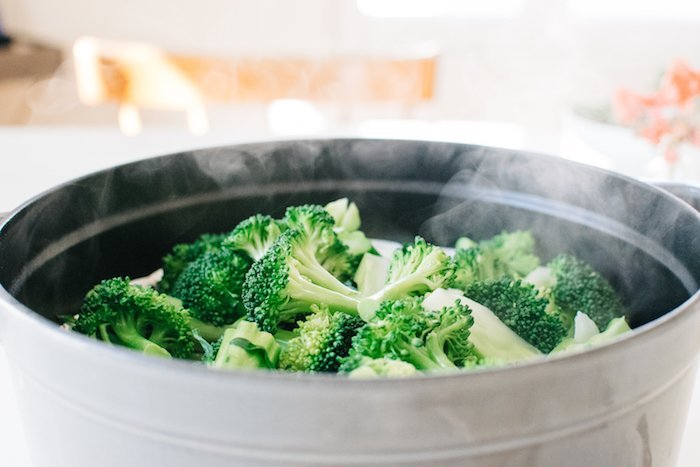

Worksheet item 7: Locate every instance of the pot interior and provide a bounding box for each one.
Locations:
[1,139,699,329]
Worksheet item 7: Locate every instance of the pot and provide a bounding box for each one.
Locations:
[0,139,699,467]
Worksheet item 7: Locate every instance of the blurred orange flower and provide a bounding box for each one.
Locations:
[614,60,700,164]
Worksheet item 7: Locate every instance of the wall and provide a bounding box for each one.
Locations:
[0,0,698,133]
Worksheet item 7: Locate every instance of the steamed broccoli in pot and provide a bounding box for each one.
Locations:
[73,277,196,359]
[340,296,477,373]
[450,230,540,289]
[524,254,625,331]
[279,305,364,373]
[66,198,631,377]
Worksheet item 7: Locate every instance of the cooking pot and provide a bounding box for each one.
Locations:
[0,139,699,467]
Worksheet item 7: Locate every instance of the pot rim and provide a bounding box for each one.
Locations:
[1,137,699,386]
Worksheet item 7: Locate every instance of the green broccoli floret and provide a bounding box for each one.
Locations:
[243,229,361,333]
[529,254,625,331]
[223,214,285,262]
[279,305,364,372]
[423,288,541,363]
[325,198,375,261]
[317,237,356,283]
[158,233,227,294]
[284,204,357,281]
[451,231,540,289]
[196,330,223,364]
[552,316,631,354]
[427,300,478,367]
[325,198,361,233]
[347,357,418,378]
[171,248,251,329]
[342,296,474,372]
[354,253,391,295]
[283,204,336,241]
[212,320,281,370]
[73,277,196,359]
[358,237,454,319]
[464,278,566,353]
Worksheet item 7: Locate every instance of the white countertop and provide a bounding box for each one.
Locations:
[0,126,698,466]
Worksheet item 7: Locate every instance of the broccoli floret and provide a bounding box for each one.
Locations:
[354,253,391,295]
[212,320,281,370]
[552,316,631,354]
[427,300,479,367]
[325,198,361,233]
[279,306,364,372]
[158,233,227,294]
[347,357,418,378]
[325,198,375,261]
[283,204,336,241]
[342,296,473,372]
[196,330,223,364]
[223,214,285,262]
[243,229,361,333]
[464,278,566,353]
[451,231,540,289]
[534,254,625,331]
[171,248,251,327]
[423,288,541,363]
[73,277,196,359]
[284,204,357,281]
[358,237,454,319]
[317,237,356,283]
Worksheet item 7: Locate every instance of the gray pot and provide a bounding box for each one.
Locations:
[1,139,699,467]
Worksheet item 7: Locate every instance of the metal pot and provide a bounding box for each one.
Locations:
[0,139,699,467]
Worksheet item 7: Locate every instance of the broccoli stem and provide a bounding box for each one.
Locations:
[400,344,442,371]
[98,324,112,343]
[188,317,227,341]
[112,320,171,358]
[288,271,360,314]
[425,333,458,369]
[293,246,360,296]
[359,273,437,320]
[274,328,296,346]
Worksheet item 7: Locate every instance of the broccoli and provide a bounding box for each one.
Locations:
[341,296,474,372]
[525,254,625,331]
[279,305,364,372]
[426,301,478,368]
[284,204,357,281]
[212,320,281,370]
[451,231,540,289]
[243,229,362,333]
[223,214,285,262]
[358,237,454,320]
[158,233,227,294]
[347,357,418,378]
[552,315,631,354]
[325,198,361,233]
[171,248,251,328]
[317,237,356,283]
[282,204,336,242]
[196,330,222,364]
[463,278,566,353]
[73,277,196,359]
[423,288,541,362]
[354,253,391,295]
[325,198,375,260]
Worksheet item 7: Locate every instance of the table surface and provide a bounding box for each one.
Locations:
[0,126,697,466]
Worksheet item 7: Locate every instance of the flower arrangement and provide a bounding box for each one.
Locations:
[614,60,700,168]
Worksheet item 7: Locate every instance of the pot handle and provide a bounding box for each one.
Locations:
[648,181,700,212]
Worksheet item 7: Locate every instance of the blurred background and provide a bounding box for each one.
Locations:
[1,0,700,192]
[0,0,699,465]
